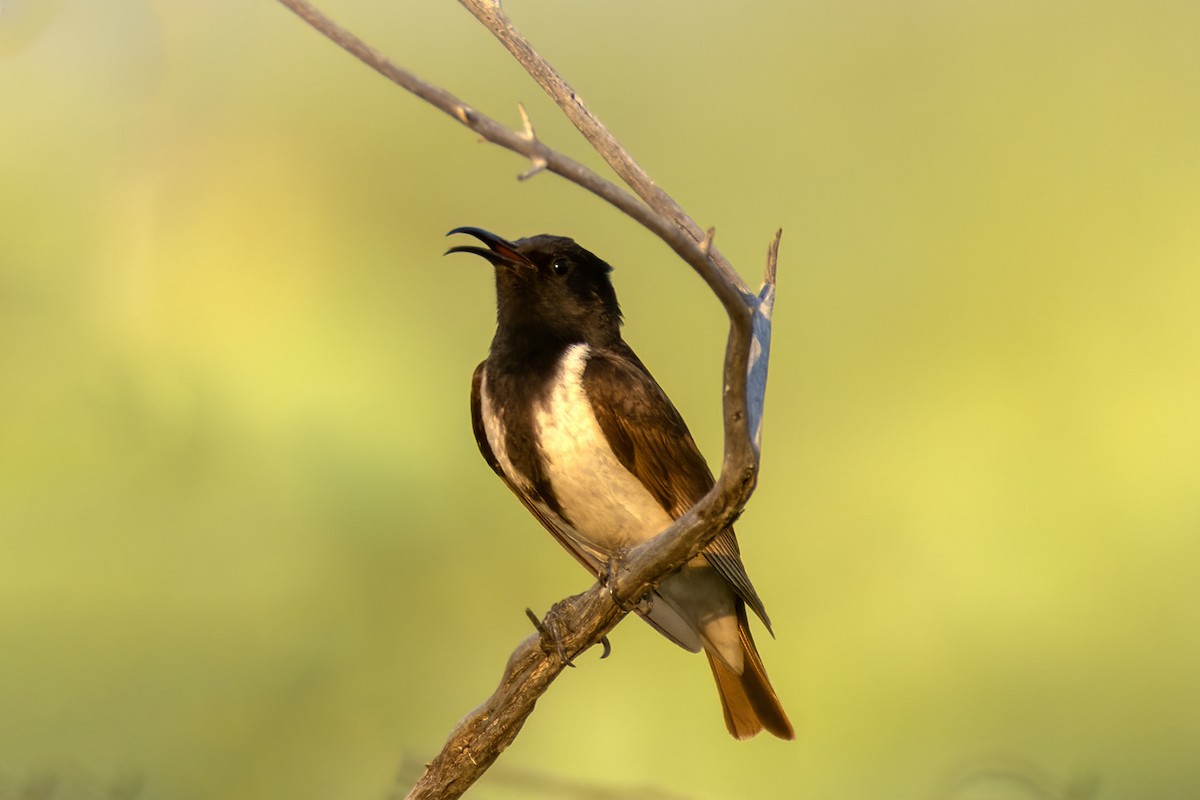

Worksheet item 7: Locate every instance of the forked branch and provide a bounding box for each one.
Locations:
[457,0,748,294]
[274,2,779,798]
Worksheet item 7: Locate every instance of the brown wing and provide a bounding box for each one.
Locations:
[471,360,703,652]
[581,350,771,629]
[705,529,772,634]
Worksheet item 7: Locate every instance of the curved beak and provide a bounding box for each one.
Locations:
[445,227,533,269]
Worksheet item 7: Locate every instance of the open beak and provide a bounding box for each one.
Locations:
[445,227,533,269]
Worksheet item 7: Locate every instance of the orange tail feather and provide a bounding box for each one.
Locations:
[705,607,794,740]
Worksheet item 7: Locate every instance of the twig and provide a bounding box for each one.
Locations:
[273,2,780,798]
[457,0,749,295]
[274,0,740,316]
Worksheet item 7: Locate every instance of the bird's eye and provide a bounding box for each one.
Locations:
[552,258,572,277]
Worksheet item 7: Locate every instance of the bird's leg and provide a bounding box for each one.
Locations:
[601,549,653,617]
[526,602,612,662]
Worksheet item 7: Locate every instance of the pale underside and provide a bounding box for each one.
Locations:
[480,344,744,673]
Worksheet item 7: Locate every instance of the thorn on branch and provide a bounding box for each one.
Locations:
[514,103,547,180]
[699,227,716,257]
[516,102,536,141]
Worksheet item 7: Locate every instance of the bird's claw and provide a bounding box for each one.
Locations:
[525,608,613,663]
[601,553,650,615]
[525,607,574,667]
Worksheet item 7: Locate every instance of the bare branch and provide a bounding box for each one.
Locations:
[458,0,750,295]
[273,2,782,798]
[275,0,743,318]
[275,1,631,219]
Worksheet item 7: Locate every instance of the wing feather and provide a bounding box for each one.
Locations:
[581,350,772,629]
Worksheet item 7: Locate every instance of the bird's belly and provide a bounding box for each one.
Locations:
[534,344,673,552]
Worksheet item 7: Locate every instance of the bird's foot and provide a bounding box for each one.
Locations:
[601,551,652,616]
[525,607,574,667]
[526,602,612,663]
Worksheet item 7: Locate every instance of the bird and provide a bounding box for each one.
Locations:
[447,226,793,740]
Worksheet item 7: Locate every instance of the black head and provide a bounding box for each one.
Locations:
[447,226,623,349]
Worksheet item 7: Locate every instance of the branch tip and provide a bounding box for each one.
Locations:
[763,228,781,294]
[518,156,548,181]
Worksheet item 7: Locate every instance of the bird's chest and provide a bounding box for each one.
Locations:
[482,344,672,550]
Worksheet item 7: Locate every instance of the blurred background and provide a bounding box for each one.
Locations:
[2,0,1198,798]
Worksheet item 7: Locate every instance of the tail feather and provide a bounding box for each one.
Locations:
[705,605,794,740]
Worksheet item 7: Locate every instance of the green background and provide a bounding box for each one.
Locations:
[3,1,1198,798]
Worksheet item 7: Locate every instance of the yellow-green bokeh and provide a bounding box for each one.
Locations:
[3,1,1198,798]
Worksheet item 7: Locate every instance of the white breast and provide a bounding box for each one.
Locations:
[480,346,710,657]
[533,344,674,552]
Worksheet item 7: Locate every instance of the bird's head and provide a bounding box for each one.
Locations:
[447,226,623,348]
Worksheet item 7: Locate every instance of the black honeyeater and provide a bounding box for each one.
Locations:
[448,226,792,740]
